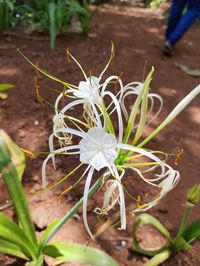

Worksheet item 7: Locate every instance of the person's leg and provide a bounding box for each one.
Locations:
[166,7,200,45]
[166,0,188,39]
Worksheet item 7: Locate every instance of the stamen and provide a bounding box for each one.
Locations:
[20,148,37,159]
[174,148,184,165]
[66,48,71,63]
[83,105,96,128]
[58,186,73,203]
[34,70,44,106]
[136,195,146,209]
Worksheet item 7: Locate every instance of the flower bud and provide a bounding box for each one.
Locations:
[186,184,200,205]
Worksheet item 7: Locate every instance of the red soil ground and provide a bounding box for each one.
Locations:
[0,3,200,266]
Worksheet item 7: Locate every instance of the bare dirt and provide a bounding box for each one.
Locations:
[0,3,200,266]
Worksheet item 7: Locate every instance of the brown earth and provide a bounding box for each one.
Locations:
[0,3,200,266]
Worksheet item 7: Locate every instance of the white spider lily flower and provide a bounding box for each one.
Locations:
[45,81,182,238]
[43,120,173,238]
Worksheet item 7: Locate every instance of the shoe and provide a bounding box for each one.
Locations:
[163,41,174,57]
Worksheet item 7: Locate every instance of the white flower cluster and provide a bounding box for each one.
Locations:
[34,45,200,239]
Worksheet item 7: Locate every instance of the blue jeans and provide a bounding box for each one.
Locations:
[166,0,200,45]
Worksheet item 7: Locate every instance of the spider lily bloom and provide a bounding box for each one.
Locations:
[43,125,170,239]
[43,87,178,239]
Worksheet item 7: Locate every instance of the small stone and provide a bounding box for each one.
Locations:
[34,120,39,126]
[5,36,12,42]
[141,256,149,263]
[18,130,26,138]
[114,241,127,250]
[31,206,49,230]
[33,175,40,182]
[30,183,41,194]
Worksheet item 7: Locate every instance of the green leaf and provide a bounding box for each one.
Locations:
[186,184,200,205]
[43,242,119,266]
[171,235,191,252]
[132,213,171,256]
[142,249,172,266]
[0,133,37,249]
[0,84,13,92]
[183,218,200,243]
[0,130,25,180]
[48,2,57,49]
[0,213,37,259]
[0,238,29,260]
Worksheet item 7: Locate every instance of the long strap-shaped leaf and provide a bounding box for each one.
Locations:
[0,133,37,249]
[0,130,25,180]
[0,213,37,260]
[132,213,171,256]
[183,218,200,243]
[0,238,29,260]
[43,242,118,266]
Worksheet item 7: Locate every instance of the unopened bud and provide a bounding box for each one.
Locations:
[186,184,200,205]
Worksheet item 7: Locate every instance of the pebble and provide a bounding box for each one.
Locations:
[34,120,39,126]
[31,206,49,230]
[114,240,127,250]
[33,175,40,182]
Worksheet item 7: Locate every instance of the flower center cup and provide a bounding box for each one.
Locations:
[79,127,118,171]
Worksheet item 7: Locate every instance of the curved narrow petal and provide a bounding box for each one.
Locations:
[82,166,95,239]
[42,145,80,188]
[91,103,103,128]
[54,127,85,139]
[102,91,123,143]
[117,143,165,175]
[112,166,126,230]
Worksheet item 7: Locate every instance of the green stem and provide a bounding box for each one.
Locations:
[177,201,194,237]
[39,175,104,250]
[143,249,172,266]
[0,137,37,249]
